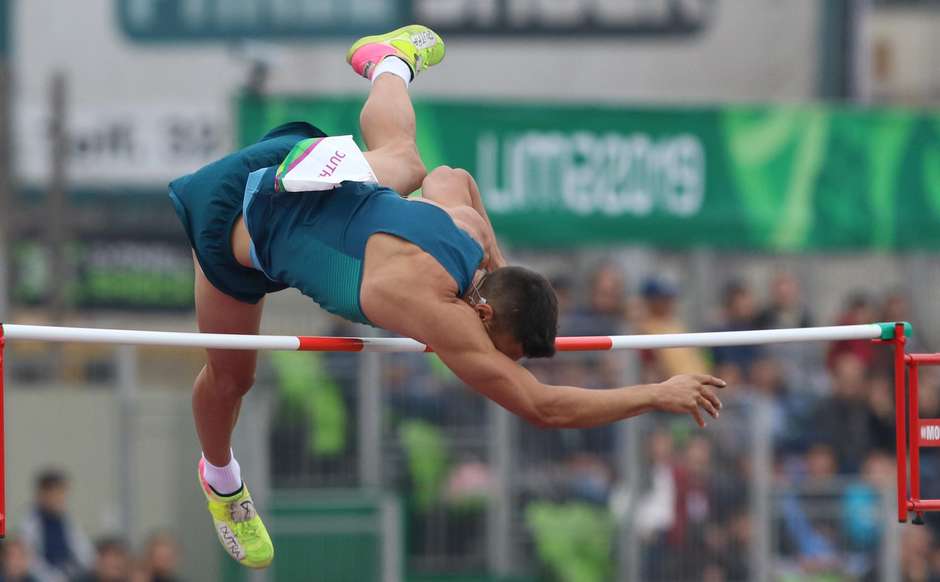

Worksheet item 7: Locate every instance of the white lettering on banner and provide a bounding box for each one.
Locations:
[126,0,391,30]
[477,131,705,217]
[414,0,713,29]
[16,105,231,187]
[922,425,940,442]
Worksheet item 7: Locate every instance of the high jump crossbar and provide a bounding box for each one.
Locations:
[0,321,934,537]
[0,322,909,352]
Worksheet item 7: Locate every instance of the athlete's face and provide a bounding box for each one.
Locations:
[466,276,524,361]
[487,327,525,362]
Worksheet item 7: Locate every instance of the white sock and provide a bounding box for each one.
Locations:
[371,56,412,86]
[202,451,242,496]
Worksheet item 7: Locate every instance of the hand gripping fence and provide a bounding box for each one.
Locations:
[0,321,932,536]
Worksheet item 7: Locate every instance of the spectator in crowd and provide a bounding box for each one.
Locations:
[778,444,843,576]
[713,355,811,460]
[19,469,93,582]
[866,374,896,453]
[73,538,130,582]
[712,280,763,374]
[811,353,873,473]
[565,262,627,336]
[828,292,878,371]
[843,451,894,553]
[755,272,823,391]
[755,271,813,330]
[873,289,921,375]
[0,538,39,582]
[899,525,940,582]
[636,428,678,581]
[636,277,709,381]
[134,532,182,582]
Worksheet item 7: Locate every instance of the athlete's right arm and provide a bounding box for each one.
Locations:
[416,300,726,429]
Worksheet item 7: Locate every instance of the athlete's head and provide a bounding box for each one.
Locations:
[467,266,558,360]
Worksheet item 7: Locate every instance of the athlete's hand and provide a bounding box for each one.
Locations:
[652,374,727,427]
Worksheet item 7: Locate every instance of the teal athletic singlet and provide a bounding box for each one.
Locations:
[169,122,485,325]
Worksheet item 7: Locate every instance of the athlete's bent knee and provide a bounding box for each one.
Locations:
[423,165,460,189]
[206,366,255,399]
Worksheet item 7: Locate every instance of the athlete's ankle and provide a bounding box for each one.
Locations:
[202,450,243,496]
[372,56,412,86]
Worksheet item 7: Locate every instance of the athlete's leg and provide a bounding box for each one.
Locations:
[192,257,264,468]
[348,25,446,196]
[422,166,500,232]
[422,166,508,269]
[360,75,426,196]
[191,258,274,569]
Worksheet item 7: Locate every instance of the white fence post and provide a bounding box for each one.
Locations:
[115,345,139,543]
[358,344,382,489]
[487,402,515,575]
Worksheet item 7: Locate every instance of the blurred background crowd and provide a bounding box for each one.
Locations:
[1,470,182,582]
[0,0,938,580]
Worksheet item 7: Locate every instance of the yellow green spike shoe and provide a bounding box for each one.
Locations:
[198,458,274,569]
[347,24,446,80]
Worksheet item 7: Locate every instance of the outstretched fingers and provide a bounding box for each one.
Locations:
[690,406,706,428]
[696,394,720,419]
[695,374,728,388]
[693,375,726,426]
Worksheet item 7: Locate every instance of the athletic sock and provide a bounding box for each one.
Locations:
[202,451,243,496]
[371,56,412,86]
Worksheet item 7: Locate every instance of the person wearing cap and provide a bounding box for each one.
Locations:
[637,277,710,380]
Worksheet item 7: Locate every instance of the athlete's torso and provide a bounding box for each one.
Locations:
[240,167,485,325]
[232,199,486,318]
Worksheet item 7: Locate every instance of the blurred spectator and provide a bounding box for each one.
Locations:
[755,272,813,330]
[73,538,130,582]
[670,438,714,548]
[19,470,92,582]
[563,453,613,505]
[135,532,182,582]
[842,452,894,552]
[755,272,822,391]
[636,277,709,381]
[873,289,921,375]
[827,292,878,371]
[565,262,627,336]
[899,525,940,582]
[0,538,39,582]
[720,356,813,457]
[711,281,763,374]
[636,429,678,581]
[811,353,873,473]
[866,374,896,453]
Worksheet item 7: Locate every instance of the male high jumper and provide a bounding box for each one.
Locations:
[169,25,726,568]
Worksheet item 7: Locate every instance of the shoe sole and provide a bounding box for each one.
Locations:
[345,24,445,65]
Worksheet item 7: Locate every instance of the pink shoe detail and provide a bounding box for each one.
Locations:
[350,43,400,79]
[198,457,213,496]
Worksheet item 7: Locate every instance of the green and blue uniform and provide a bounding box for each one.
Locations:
[169,122,484,325]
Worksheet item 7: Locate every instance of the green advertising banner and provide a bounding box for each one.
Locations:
[239,96,940,251]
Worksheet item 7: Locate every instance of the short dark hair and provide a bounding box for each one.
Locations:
[482,267,558,358]
[95,536,128,556]
[36,469,68,492]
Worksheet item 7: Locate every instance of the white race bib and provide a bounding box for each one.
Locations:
[278,135,378,192]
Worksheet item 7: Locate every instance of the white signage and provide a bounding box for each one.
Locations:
[477,131,705,217]
[16,104,232,187]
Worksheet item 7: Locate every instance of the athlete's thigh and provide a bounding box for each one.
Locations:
[193,255,264,379]
[364,144,426,196]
